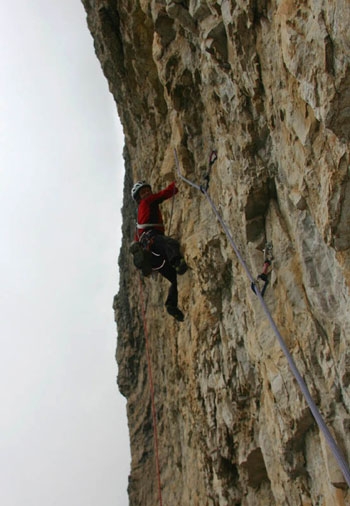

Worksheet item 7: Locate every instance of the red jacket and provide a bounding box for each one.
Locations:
[135,182,178,241]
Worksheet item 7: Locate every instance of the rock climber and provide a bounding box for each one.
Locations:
[130,180,188,322]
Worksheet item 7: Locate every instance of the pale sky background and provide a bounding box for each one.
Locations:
[1,2,130,505]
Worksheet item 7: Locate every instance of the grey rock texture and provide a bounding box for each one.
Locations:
[83,1,350,504]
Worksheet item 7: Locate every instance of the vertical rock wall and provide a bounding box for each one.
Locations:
[82,1,350,504]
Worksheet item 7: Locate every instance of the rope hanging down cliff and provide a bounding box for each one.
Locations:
[173,148,350,488]
[138,274,163,506]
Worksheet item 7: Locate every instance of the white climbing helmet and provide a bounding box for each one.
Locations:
[131,180,151,200]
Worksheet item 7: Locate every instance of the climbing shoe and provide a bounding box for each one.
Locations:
[173,258,188,275]
[166,305,185,322]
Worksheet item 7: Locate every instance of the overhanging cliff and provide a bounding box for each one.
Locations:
[82,1,350,504]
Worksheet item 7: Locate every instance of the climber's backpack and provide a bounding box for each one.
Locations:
[129,240,152,276]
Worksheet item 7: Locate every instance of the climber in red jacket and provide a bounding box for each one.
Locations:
[130,180,188,322]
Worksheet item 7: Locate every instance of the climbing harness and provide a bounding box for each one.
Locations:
[140,231,166,271]
[251,242,273,297]
[173,147,350,487]
[137,222,164,230]
[138,275,164,506]
[139,230,156,250]
[130,232,166,275]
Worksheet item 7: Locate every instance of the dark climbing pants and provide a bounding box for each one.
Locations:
[151,234,182,266]
[158,262,178,308]
[150,234,182,308]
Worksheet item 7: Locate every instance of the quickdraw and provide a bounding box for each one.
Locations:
[202,149,218,192]
[139,231,166,272]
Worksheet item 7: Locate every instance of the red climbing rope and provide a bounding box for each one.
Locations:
[138,274,163,506]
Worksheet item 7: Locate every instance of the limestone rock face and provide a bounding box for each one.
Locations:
[83,1,350,504]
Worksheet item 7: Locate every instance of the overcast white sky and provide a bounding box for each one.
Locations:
[0,2,130,505]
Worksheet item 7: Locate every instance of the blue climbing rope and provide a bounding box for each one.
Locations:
[174,148,350,488]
